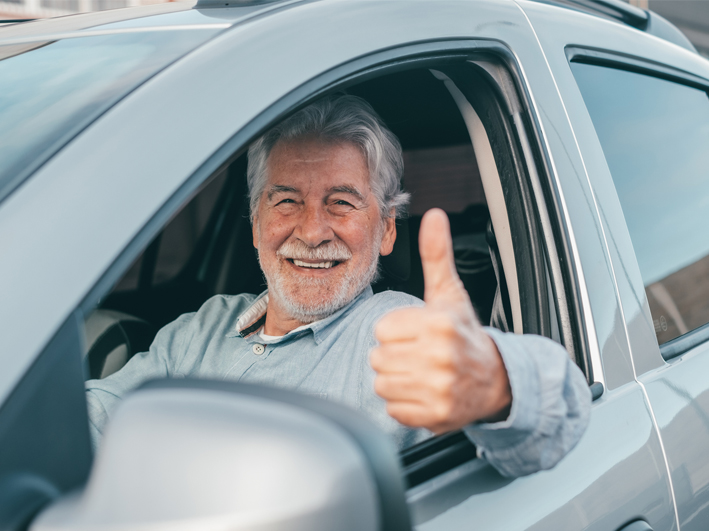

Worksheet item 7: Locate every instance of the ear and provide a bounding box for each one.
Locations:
[252,216,259,249]
[379,212,397,257]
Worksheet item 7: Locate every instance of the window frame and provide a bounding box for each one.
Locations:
[77,40,593,488]
[567,46,709,361]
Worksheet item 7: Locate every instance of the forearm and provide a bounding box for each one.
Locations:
[463,328,591,477]
[85,349,171,448]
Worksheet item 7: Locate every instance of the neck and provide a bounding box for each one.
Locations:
[262,296,313,336]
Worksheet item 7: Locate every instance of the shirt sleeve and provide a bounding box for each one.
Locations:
[85,312,196,449]
[462,327,591,477]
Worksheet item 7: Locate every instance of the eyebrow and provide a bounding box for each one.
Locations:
[328,185,365,201]
[267,185,298,200]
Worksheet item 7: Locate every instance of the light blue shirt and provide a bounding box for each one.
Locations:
[86,286,590,477]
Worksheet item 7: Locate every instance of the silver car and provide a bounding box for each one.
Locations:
[2,0,709,529]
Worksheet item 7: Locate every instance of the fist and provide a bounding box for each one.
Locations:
[370,209,512,434]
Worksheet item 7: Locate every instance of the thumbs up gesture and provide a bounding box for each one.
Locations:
[371,209,512,434]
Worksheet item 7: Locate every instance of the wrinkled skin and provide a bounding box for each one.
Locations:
[253,137,395,336]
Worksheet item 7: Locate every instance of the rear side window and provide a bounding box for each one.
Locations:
[571,62,709,345]
[0,28,221,204]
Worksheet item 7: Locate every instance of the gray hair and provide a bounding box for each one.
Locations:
[247,94,409,222]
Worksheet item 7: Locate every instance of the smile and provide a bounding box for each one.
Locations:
[290,259,339,269]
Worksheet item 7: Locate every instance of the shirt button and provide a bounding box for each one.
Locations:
[252,344,265,355]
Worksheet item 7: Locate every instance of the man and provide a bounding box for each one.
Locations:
[86,95,590,478]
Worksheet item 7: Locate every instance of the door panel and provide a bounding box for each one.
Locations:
[410,384,674,530]
[641,347,709,531]
[552,34,709,531]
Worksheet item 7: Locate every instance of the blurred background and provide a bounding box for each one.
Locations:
[0,0,184,20]
[6,1,709,58]
[640,0,709,56]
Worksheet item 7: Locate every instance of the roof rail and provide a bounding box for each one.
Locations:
[534,0,697,53]
[576,0,648,27]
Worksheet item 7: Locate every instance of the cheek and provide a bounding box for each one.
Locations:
[338,218,382,253]
[259,216,293,249]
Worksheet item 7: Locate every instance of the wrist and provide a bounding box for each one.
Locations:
[480,332,512,423]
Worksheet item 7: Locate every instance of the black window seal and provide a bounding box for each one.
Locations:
[440,60,551,342]
[74,38,590,491]
[473,48,594,385]
[661,322,709,361]
[566,46,709,93]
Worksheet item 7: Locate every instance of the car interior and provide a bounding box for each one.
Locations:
[82,67,519,453]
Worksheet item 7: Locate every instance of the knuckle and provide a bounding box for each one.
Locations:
[386,403,404,422]
[430,344,457,368]
[433,398,455,424]
[369,348,383,370]
[373,375,389,396]
[429,312,457,336]
[431,374,454,396]
[373,318,388,340]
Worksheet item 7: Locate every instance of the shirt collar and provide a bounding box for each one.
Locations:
[231,286,374,344]
[234,291,269,338]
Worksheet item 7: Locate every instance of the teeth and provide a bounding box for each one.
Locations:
[293,260,334,269]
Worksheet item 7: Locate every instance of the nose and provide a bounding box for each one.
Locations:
[295,203,334,247]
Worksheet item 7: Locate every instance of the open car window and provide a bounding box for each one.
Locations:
[84,66,510,368]
[80,59,576,483]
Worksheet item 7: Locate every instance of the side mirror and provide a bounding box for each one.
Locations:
[31,380,412,531]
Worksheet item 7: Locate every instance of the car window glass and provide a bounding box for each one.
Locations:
[571,62,709,345]
[0,29,221,204]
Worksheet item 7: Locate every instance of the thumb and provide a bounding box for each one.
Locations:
[419,208,465,304]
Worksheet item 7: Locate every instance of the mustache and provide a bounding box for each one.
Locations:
[276,240,352,262]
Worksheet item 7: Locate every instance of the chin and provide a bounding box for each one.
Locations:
[278,287,357,323]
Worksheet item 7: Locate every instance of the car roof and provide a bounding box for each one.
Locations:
[0,0,695,54]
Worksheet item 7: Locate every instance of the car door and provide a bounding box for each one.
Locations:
[404,4,674,531]
[573,59,709,531]
[536,10,709,531]
[522,1,709,530]
[0,1,676,529]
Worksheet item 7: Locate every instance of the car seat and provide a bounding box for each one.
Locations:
[374,205,504,328]
[83,310,156,380]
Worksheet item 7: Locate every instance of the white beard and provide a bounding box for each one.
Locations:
[257,227,383,324]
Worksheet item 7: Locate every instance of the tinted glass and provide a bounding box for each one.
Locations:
[572,62,709,344]
[0,29,220,204]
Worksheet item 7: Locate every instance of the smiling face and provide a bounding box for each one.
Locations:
[253,137,396,334]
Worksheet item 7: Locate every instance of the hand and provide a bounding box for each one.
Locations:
[370,208,512,434]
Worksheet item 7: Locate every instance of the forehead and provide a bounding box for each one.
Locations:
[266,137,370,190]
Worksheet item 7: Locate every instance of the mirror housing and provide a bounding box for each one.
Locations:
[31,380,412,531]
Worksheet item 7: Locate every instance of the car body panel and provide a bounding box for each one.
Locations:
[412,383,673,530]
[641,349,709,531]
[517,0,709,380]
[520,2,709,529]
[0,1,705,529]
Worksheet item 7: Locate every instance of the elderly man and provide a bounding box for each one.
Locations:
[86,95,590,478]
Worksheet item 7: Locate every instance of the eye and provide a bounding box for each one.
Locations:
[276,198,296,205]
[334,200,353,206]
